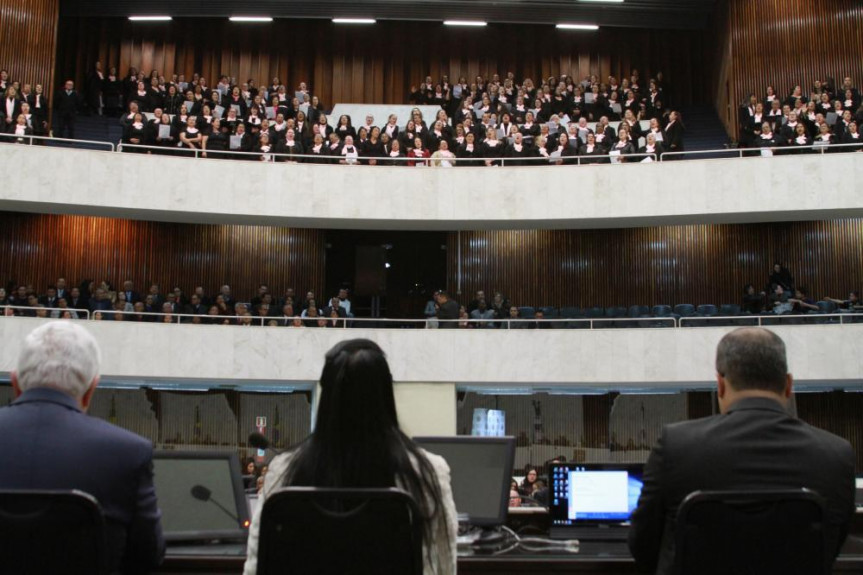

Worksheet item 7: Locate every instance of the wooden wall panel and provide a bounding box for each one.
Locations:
[446,220,863,308]
[55,17,713,108]
[0,213,326,303]
[715,0,863,140]
[0,0,59,98]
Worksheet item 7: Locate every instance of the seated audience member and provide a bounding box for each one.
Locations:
[0,322,164,572]
[469,299,496,328]
[504,305,529,329]
[788,287,819,313]
[509,490,522,508]
[629,328,855,575]
[242,339,457,575]
[519,468,538,496]
[741,284,764,314]
[825,291,861,311]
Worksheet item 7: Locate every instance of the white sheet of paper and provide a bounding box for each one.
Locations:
[230,135,242,150]
[214,105,225,118]
[158,124,171,139]
[266,108,276,119]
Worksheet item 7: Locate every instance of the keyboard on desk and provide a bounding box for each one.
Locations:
[550,526,629,542]
[166,543,247,557]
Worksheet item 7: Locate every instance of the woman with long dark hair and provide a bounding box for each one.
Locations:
[243,339,457,575]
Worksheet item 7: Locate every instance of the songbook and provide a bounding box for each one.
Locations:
[825,112,838,126]
[295,91,306,102]
[266,107,276,119]
[214,105,225,118]
[230,135,243,150]
[584,93,596,104]
[158,124,172,139]
[611,103,622,115]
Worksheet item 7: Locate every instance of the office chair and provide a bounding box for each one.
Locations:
[673,489,827,575]
[0,489,107,575]
[257,487,423,575]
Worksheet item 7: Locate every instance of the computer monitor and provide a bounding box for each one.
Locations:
[413,436,515,527]
[153,451,251,542]
[548,463,644,527]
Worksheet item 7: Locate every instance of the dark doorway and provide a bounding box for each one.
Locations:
[324,230,447,319]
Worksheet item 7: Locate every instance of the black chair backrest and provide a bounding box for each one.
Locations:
[257,487,423,575]
[628,305,650,317]
[0,489,106,575]
[652,305,673,317]
[674,489,827,575]
[719,303,742,316]
[673,304,696,317]
[697,304,718,316]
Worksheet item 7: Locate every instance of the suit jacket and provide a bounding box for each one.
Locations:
[54,89,80,116]
[628,397,855,575]
[0,388,164,573]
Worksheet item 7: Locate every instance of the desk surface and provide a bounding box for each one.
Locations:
[156,537,863,575]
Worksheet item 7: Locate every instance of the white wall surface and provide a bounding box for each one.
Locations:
[1,318,860,389]
[0,145,861,230]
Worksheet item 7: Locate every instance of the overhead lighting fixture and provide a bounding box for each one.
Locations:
[229,16,273,22]
[556,23,600,30]
[579,0,624,2]
[332,18,376,24]
[128,15,172,21]
[444,20,487,27]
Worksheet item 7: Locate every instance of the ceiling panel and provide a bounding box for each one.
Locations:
[60,0,718,30]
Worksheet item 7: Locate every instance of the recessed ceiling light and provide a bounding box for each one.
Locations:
[229,16,273,22]
[128,15,172,21]
[556,23,600,30]
[332,18,376,24]
[444,20,487,26]
[579,0,624,3]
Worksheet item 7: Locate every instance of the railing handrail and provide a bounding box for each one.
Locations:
[3,304,91,319]
[7,308,857,329]
[660,141,863,160]
[8,133,860,165]
[0,131,115,151]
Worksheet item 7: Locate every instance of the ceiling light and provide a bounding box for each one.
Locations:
[332,18,376,24]
[229,16,273,22]
[128,15,172,21]
[444,20,487,27]
[556,23,600,30]
[579,0,624,3]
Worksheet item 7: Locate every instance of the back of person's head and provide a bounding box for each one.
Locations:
[16,321,101,399]
[283,339,447,563]
[715,327,787,394]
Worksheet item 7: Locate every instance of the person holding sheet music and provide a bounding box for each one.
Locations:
[755,122,779,156]
[609,127,636,163]
[152,113,177,152]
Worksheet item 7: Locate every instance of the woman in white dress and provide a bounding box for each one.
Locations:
[243,339,458,575]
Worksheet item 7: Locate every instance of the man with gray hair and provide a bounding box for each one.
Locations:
[0,322,164,572]
[629,327,855,575]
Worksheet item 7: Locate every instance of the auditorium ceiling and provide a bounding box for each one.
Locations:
[61,0,718,30]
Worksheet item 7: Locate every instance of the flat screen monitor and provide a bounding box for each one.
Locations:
[549,463,644,527]
[413,436,515,527]
[153,451,251,542]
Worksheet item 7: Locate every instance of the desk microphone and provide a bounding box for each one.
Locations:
[248,432,284,455]
[190,484,240,524]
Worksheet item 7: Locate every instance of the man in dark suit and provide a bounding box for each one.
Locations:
[54,79,80,139]
[436,290,460,329]
[0,322,164,573]
[628,327,855,575]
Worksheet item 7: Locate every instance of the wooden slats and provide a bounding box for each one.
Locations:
[0,212,326,303]
[716,0,863,140]
[0,0,59,99]
[446,220,863,308]
[54,17,712,108]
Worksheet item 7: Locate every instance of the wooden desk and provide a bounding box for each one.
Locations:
[156,537,863,575]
